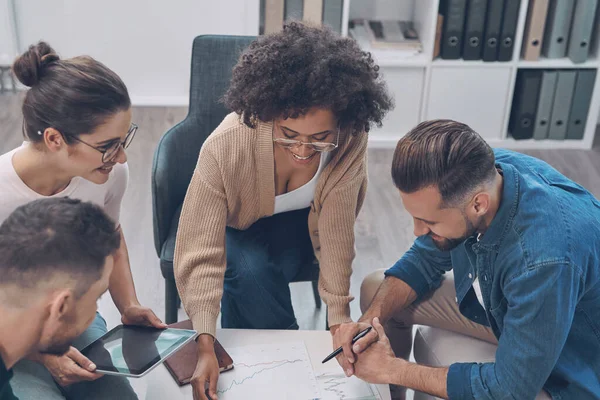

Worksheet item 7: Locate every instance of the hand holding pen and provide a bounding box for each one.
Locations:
[328,321,380,376]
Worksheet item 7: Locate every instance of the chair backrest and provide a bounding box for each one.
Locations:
[151,35,256,255]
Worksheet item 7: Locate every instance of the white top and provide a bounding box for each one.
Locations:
[472,277,484,308]
[0,144,128,225]
[473,234,485,307]
[273,152,331,215]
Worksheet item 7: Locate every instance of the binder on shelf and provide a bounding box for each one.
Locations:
[259,0,266,34]
[498,0,522,61]
[303,0,323,24]
[567,70,597,140]
[265,0,285,34]
[434,14,444,58]
[440,0,468,59]
[548,70,577,140]
[521,0,550,61]
[322,0,343,33]
[567,0,599,64]
[533,70,558,140]
[542,0,576,59]
[462,0,489,60]
[510,70,542,140]
[285,0,304,21]
[482,0,506,61]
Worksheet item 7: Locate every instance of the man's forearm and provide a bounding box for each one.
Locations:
[390,359,449,399]
[109,229,139,313]
[359,276,417,324]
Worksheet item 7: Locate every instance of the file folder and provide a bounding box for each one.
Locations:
[265,0,285,33]
[303,0,323,24]
[440,0,468,59]
[533,70,558,140]
[498,0,522,61]
[543,0,576,59]
[482,0,506,61]
[567,70,597,139]
[434,14,445,58]
[522,0,550,61]
[322,0,343,33]
[567,0,599,64]
[549,70,577,140]
[285,0,304,20]
[463,0,489,60]
[510,70,542,140]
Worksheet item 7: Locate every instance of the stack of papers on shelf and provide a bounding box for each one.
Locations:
[349,19,423,53]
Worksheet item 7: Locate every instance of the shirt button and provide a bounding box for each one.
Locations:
[468,273,473,279]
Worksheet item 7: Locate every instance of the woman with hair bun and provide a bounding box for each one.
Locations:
[0,41,164,399]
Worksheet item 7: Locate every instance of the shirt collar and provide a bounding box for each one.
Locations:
[477,162,519,248]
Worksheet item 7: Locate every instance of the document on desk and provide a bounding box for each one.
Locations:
[216,342,320,399]
[316,373,382,400]
[215,342,381,399]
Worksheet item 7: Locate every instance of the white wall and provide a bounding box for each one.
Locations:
[0,0,18,65]
[7,0,259,105]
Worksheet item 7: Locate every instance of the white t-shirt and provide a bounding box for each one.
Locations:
[274,152,330,214]
[473,234,485,307]
[472,277,485,307]
[0,144,128,226]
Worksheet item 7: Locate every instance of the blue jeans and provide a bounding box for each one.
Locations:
[11,312,137,400]
[221,207,315,330]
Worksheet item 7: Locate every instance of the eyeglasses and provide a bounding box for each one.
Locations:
[272,124,339,153]
[66,123,138,163]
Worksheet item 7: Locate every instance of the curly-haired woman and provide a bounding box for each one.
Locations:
[173,21,393,399]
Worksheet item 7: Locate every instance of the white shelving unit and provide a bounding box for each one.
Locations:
[338,0,600,149]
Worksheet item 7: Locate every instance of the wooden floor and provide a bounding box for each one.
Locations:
[2,93,600,332]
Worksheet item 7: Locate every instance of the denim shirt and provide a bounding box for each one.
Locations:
[385,149,600,400]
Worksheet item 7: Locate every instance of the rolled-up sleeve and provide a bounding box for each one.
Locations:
[385,235,452,299]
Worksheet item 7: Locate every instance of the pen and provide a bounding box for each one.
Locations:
[321,326,372,363]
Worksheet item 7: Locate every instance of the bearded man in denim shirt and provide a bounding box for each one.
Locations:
[332,120,600,399]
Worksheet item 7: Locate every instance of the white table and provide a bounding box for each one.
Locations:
[131,329,391,399]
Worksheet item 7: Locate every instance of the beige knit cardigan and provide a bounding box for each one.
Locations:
[174,113,367,337]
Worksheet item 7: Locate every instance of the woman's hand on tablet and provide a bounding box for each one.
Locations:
[121,304,167,329]
[192,335,220,400]
[41,346,103,386]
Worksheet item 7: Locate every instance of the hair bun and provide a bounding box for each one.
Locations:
[12,41,60,87]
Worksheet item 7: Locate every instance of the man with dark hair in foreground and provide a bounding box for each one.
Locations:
[0,198,120,399]
[334,120,600,399]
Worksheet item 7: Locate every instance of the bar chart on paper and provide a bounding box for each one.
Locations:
[217,342,320,399]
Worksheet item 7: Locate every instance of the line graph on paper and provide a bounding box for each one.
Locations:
[216,342,320,399]
[316,373,382,400]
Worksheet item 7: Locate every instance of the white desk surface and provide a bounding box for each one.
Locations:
[130,329,391,399]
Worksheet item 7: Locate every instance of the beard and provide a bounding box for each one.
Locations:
[40,337,73,356]
[40,313,79,356]
[430,213,480,252]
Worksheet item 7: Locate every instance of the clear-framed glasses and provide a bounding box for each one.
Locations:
[67,123,138,163]
[272,124,340,153]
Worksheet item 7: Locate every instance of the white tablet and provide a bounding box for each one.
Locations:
[80,325,198,378]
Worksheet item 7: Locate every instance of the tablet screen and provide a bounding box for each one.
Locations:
[80,325,197,376]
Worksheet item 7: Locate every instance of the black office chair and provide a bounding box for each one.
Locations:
[151,35,321,324]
